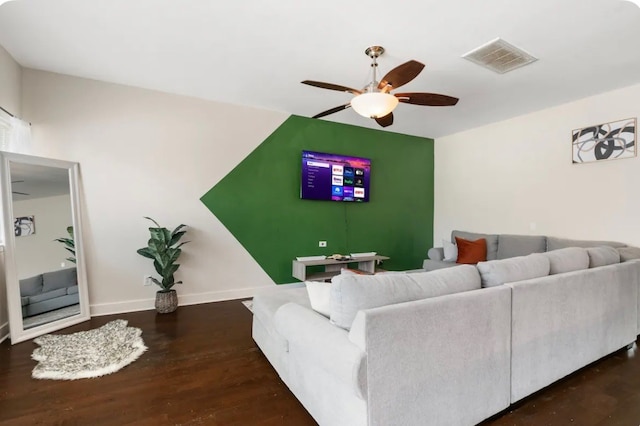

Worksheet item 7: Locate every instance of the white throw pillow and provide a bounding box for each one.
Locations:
[305,281,331,317]
[443,239,458,262]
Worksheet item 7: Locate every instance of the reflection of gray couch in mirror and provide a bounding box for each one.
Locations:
[19,267,79,317]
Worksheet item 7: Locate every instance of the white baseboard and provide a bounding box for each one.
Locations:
[89,286,265,317]
[0,321,9,344]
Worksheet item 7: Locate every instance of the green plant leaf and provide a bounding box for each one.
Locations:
[137,247,155,259]
[169,231,186,247]
[139,217,187,292]
[143,217,160,227]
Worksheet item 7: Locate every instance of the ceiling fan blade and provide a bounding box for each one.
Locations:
[374,112,394,128]
[395,92,459,106]
[378,60,425,91]
[12,191,29,196]
[302,80,362,95]
[312,104,352,119]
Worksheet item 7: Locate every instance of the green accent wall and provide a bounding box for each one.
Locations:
[201,115,434,283]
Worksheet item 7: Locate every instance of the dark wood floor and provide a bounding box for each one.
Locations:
[1,301,639,426]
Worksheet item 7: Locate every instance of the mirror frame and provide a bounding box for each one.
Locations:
[0,152,90,344]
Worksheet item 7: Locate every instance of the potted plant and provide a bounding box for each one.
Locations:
[136,217,189,313]
[54,226,76,264]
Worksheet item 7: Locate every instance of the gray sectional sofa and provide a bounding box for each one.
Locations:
[424,230,636,271]
[252,245,640,426]
[19,267,79,317]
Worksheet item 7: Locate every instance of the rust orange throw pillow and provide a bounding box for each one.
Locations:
[455,237,487,264]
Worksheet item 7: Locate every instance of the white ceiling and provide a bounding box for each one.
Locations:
[1,0,639,138]
[10,161,69,200]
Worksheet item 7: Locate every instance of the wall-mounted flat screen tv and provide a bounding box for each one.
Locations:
[301,150,371,202]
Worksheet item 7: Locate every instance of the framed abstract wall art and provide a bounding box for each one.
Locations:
[14,215,35,237]
[572,118,636,164]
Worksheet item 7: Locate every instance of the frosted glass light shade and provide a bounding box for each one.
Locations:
[350,93,399,118]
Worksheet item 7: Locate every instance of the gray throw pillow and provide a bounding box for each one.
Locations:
[543,247,589,274]
[476,253,550,288]
[586,246,621,268]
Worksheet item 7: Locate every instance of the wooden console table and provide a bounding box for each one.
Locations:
[292,255,389,282]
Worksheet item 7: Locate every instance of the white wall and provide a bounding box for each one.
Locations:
[0,44,21,117]
[19,69,289,315]
[13,194,73,279]
[435,83,640,248]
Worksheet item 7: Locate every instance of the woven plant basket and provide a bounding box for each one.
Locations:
[155,290,178,314]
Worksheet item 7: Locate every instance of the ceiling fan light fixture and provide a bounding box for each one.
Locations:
[350,92,398,118]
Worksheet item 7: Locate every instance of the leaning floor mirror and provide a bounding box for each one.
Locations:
[0,152,90,344]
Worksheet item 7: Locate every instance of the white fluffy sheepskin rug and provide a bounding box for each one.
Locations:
[31,319,147,380]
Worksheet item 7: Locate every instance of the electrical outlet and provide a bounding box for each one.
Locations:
[143,275,153,286]
[319,241,327,247]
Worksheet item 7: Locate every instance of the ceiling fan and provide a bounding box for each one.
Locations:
[302,46,459,128]
[11,180,29,196]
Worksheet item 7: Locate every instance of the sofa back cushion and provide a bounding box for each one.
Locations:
[19,275,43,297]
[42,267,77,292]
[586,246,621,268]
[497,235,547,260]
[547,236,626,251]
[452,230,499,260]
[543,247,589,274]
[477,253,550,288]
[330,265,481,330]
[617,246,640,262]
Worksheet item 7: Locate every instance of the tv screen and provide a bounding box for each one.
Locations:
[301,150,371,202]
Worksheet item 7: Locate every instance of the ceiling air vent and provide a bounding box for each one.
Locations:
[462,38,537,74]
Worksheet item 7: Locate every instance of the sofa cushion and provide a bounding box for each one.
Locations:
[547,237,626,251]
[452,230,499,260]
[28,288,68,304]
[330,265,481,330]
[618,246,640,262]
[42,267,77,292]
[477,253,550,288]
[422,259,457,271]
[21,296,29,307]
[19,275,43,297]
[455,237,487,264]
[305,281,331,317]
[544,247,589,274]
[67,285,79,295]
[497,235,547,260]
[586,246,621,268]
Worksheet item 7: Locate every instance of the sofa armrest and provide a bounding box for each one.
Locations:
[274,303,367,400]
[349,286,512,426]
[427,247,444,261]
